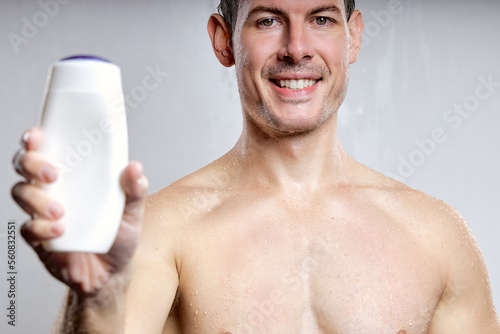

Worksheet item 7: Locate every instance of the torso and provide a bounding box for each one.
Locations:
[150,159,449,334]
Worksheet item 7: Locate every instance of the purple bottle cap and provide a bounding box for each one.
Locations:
[60,55,112,63]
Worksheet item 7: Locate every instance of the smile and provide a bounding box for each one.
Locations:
[271,79,319,90]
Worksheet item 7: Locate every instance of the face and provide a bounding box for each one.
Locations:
[231,0,361,137]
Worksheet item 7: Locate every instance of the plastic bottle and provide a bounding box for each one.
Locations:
[38,55,128,253]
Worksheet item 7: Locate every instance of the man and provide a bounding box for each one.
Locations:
[11,0,500,332]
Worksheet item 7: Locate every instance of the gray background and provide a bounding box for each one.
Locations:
[1,0,499,332]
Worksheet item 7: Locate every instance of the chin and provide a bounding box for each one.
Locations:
[264,116,329,137]
[262,106,333,136]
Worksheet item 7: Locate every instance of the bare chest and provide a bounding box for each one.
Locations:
[168,204,444,333]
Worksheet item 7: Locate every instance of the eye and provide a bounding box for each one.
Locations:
[258,18,276,27]
[315,17,333,26]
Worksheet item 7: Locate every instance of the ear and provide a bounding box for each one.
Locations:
[348,10,364,64]
[207,14,235,67]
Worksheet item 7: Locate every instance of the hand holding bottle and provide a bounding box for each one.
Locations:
[12,127,148,294]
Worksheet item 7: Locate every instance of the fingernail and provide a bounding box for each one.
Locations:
[138,175,149,190]
[13,150,25,174]
[41,165,58,182]
[50,223,64,235]
[60,268,70,282]
[48,203,64,219]
[21,130,31,148]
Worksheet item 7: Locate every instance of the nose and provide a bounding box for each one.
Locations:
[278,21,314,63]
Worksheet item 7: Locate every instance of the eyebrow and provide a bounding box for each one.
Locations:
[308,5,341,16]
[247,6,285,18]
[247,4,341,19]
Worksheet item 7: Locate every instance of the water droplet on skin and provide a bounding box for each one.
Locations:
[204,311,208,315]
[195,290,199,295]
[195,310,199,315]
[189,303,193,307]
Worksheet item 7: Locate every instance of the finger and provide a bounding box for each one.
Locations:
[11,182,65,220]
[87,254,110,292]
[67,253,109,294]
[20,127,43,150]
[12,148,28,178]
[67,253,87,293]
[13,149,58,183]
[20,218,65,245]
[121,161,148,227]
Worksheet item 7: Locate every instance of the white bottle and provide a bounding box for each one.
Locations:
[38,55,128,253]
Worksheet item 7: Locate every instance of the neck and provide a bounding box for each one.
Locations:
[230,115,354,196]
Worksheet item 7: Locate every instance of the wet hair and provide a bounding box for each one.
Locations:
[218,0,356,35]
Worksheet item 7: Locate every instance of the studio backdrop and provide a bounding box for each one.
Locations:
[1,0,499,332]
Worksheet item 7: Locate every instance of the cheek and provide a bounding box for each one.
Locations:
[323,43,349,66]
[237,29,279,67]
[316,33,350,61]
[237,42,267,71]
[235,41,269,88]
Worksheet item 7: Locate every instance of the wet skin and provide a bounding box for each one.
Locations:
[148,157,437,333]
[135,150,494,333]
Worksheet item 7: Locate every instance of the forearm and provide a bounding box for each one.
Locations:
[54,275,129,334]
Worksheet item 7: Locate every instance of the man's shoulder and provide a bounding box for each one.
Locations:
[356,167,469,243]
[144,159,232,227]
[358,170,481,292]
[360,170,498,331]
[358,167,455,216]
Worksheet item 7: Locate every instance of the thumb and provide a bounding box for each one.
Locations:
[121,161,148,227]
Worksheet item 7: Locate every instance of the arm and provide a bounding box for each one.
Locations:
[429,214,500,333]
[11,128,152,333]
[54,198,180,334]
[123,195,180,333]
[55,274,128,333]
[13,127,180,332]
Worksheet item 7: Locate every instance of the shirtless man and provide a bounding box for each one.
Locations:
[11,0,500,333]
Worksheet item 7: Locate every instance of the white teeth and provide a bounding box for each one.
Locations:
[277,79,317,90]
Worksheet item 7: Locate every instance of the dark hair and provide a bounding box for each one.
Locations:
[218,0,356,34]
